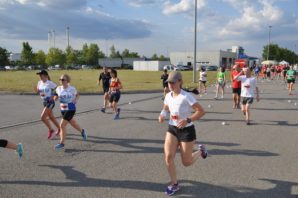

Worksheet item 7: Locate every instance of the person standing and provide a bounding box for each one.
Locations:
[214,67,226,99]
[159,71,208,196]
[35,70,60,139]
[198,67,207,94]
[286,65,297,95]
[109,69,123,120]
[161,69,169,100]
[0,139,23,158]
[234,68,260,125]
[231,64,242,109]
[54,74,87,150]
[98,67,111,113]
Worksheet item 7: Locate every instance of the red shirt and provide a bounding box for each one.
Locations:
[231,70,241,88]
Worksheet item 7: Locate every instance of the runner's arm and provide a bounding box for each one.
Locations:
[177,102,205,129]
[159,104,169,123]
[255,86,260,102]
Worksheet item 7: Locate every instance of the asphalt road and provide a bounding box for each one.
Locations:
[0,80,297,198]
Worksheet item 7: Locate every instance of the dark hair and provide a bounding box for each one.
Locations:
[164,69,167,72]
[110,69,117,77]
[201,67,206,72]
[220,67,225,72]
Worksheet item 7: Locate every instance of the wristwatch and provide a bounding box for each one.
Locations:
[186,118,192,123]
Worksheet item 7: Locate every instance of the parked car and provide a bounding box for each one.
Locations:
[175,65,189,71]
[163,65,175,71]
[206,65,218,71]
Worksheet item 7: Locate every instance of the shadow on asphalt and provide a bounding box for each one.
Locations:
[64,135,279,157]
[0,165,296,197]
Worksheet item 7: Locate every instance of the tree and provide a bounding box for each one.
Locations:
[159,55,166,61]
[88,43,100,65]
[110,45,121,58]
[0,47,9,66]
[46,48,65,66]
[35,50,46,66]
[262,43,297,64]
[151,53,159,60]
[21,42,34,66]
[121,49,140,58]
[81,43,89,64]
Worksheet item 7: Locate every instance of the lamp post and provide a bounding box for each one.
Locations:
[267,25,272,60]
[193,0,197,82]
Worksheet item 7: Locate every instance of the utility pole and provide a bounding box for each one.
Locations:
[66,26,70,48]
[267,25,272,60]
[193,0,197,82]
[48,31,52,49]
[52,30,55,48]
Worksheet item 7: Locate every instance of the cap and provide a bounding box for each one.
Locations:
[166,71,182,83]
[36,70,48,76]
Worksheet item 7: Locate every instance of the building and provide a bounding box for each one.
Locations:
[133,60,171,71]
[170,50,237,68]
[98,58,144,68]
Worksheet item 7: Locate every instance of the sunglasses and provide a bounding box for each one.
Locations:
[59,79,66,82]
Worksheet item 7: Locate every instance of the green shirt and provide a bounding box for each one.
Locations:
[217,72,225,82]
[287,70,296,80]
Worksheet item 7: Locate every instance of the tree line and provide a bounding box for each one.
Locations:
[262,43,298,64]
[0,42,168,68]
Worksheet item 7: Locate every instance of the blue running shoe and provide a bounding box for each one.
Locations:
[101,107,105,113]
[113,114,120,120]
[55,143,65,150]
[16,143,23,158]
[165,183,180,196]
[198,144,208,159]
[81,129,87,141]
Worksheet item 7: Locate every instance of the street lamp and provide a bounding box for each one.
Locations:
[267,25,272,60]
[193,0,197,83]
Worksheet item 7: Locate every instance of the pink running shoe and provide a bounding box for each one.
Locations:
[47,130,55,140]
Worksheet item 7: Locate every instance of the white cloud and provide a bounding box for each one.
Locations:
[125,0,158,7]
[163,0,206,15]
[219,0,283,36]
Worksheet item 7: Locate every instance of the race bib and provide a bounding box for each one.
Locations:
[60,103,69,111]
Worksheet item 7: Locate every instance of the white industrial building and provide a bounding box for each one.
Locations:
[170,50,237,68]
[133,61,171,71]
[9,53,21,62]
[98,58,144,68]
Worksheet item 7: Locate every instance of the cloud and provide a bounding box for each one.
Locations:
[163,0,206,15]
[0,0,152,41]
[125,0,158,7]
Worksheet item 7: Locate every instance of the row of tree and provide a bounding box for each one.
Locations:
[0,42,168,68]
[262,43,298,64]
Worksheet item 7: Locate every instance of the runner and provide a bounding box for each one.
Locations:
[286,65,297,95]
[282,64,289,82]
[35,70,60,139]
[109,69,123,120]
[266,65,271,80]
[158,71,208,196]
[161,69,169,100]
[231,64,241,108]
[214,66,226,99]
[198,67,207,94]
[234,68,260,125]
[54,74,87,150]
[98,67,111,113]
[0,139,23,158]
[254,64,260,80]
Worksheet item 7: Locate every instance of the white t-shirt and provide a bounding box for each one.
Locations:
[164,89,197,127]
[199,71,207,81]
[238,76,257,98]
[37,80,57,101]
[56,85,77,111]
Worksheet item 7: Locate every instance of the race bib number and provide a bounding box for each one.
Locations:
[60,103,69,111]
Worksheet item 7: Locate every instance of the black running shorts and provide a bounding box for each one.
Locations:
[242,97,254,105]
[61,110,76,121]
[167,125,196,142]
[232,88,241,96]
[43,100,55,109]
[109,91,121,103]
[287,79,295,84]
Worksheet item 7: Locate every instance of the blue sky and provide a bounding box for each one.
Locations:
[0,0,297,57]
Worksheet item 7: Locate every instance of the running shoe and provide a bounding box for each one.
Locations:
[55,128,60,136]
[101,107,106,113]
[81,129,87,141]
[47,129,55,140]
[113,114,120,120]
[198,144,208,159]
[165,183,180,196]
[16,143,24,158]
[55,143,65,150]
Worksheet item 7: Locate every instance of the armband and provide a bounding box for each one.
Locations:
[160,109,168,117]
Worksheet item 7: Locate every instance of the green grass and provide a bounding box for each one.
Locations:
[0,70,224,93]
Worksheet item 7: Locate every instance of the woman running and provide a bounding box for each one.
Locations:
[158,71,208,196]
[35,70,60,139]
[54,74,87,150]
[286,65,297,95]
[0,139,23,158]
[98,67,111,113]
[214,66,226,99]
[198,67,207,94]
[109,69,123,120]
[231,64,241,109]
